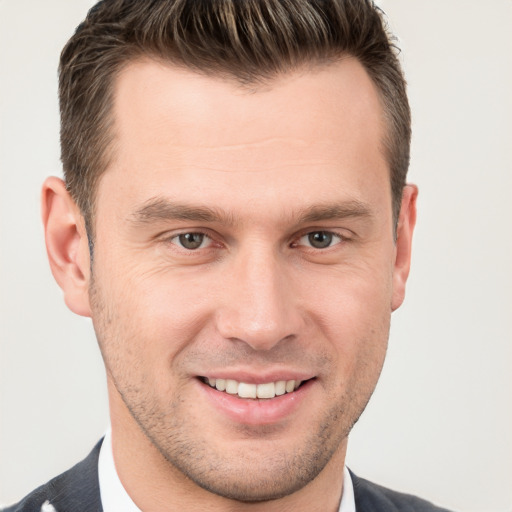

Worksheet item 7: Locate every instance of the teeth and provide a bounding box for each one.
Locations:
[206,377,302,399]
[285,380,295,393]
[225,379,239,394]
[238,382,257,398]
[257,382,275,398]
[275,380,286,396]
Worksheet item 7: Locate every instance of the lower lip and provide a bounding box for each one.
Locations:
[197,379,315,426]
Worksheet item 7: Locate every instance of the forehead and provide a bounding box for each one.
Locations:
[97,57,390,221]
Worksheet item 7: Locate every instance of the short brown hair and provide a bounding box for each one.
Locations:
[59,0,410,226]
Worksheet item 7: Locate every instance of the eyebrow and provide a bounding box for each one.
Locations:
[296,201,373,224]
[129,197,372,227]
[130,198,236,225]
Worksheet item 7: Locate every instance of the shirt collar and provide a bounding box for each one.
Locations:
[98,428,355,512]
[340,466,356,512]
[98,428,141,512]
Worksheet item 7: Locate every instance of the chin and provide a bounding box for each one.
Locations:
[176,457,324,503]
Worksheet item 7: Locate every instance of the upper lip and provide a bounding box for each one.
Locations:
[197,370,315,384]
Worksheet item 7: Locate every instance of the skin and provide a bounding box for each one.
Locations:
[42,57,417,512]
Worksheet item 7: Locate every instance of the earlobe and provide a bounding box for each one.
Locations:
[391,184,418,311]
[42,177,92,317]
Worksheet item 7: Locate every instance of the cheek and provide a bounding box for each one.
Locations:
[303,264,392,373]
[96,266,215,372]
[305,261,393,332]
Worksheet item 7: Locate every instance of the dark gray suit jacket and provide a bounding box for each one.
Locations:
[4,440,453,512]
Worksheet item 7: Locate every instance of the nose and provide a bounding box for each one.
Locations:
[215,247,304,351]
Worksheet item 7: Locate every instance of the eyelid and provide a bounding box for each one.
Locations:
[158,227,351,251]
[292,228,350,246]
[171,232,211,250]
[160,229,219,249]
[298,231,342,248]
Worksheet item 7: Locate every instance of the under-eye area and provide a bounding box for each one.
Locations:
[199,377,313,400]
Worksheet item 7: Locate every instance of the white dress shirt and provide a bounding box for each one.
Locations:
[98,428,355,512]
[98,429,142,512]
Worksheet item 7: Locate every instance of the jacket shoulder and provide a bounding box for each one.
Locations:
[351,471,454,512]
[3,440,103,512]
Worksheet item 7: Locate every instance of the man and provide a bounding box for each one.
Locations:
[5,0,452,511]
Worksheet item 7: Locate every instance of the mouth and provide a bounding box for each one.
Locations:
[197,375,316,425]
[199,376,309,400]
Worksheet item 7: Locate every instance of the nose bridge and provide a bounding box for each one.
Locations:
[216,244,302,350]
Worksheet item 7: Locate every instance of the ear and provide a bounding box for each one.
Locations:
[41,177,92,317]
[391,184,418,311]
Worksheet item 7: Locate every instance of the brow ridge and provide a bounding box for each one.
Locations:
[130,197,372,227]
[297,201,372,224]
[131,198,235,225]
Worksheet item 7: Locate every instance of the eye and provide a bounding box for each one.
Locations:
[297,231,343,249]
[170,232,211,250]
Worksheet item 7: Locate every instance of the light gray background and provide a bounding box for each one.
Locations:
[1,1,511,510]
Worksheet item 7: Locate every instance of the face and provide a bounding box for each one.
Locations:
[81,58,414,502]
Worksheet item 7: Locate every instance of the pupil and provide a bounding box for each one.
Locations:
[309,231,332,249]
[179,233,204,250]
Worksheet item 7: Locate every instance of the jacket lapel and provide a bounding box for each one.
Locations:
[3,439,105,512]
[43,438,104,512]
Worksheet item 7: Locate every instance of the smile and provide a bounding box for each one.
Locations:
[202,377,303,399]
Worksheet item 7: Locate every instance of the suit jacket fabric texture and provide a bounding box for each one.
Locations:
[3,440,453,512]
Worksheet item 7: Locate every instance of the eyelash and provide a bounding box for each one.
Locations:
[293,231,345,250]
[167,231,218,251]
[165,229,349,252]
